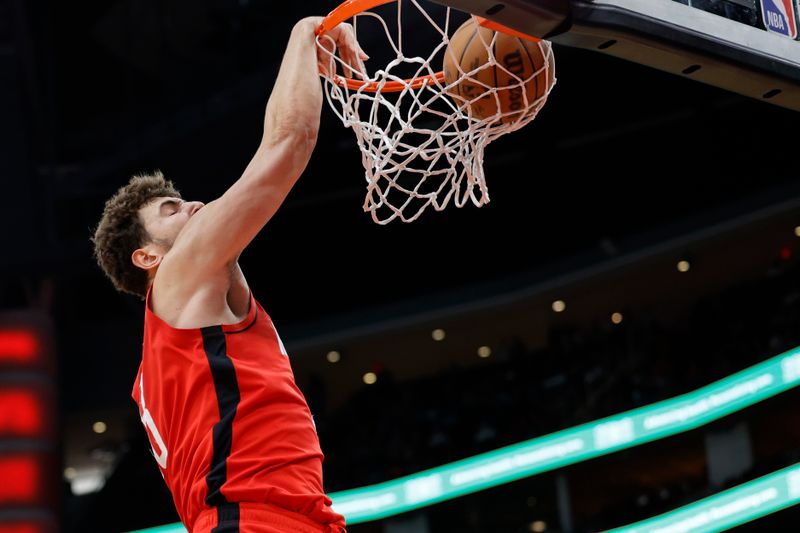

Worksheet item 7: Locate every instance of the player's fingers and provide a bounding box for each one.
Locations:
[328,23,368,80]
[345,46,363,80]
[343,31,367,79]
[354,49,368,80]
[341,49,354,79]
[317,35,336,76]
[333,24,356,78]
[349,41,368,79]
[317,48,331,77]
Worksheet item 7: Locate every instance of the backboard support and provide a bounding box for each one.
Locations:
[433,0,800,111]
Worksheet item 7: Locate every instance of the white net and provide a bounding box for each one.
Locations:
[317,0,556,224]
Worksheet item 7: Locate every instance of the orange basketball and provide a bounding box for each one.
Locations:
[442,18,555,124]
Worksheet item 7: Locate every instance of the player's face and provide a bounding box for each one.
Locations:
[139,196,205,249]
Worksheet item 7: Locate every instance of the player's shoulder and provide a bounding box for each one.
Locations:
[150,265,232,328]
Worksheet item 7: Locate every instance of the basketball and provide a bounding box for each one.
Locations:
[442,18,555,124]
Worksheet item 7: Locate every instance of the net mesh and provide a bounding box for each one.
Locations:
[317,0,555,224]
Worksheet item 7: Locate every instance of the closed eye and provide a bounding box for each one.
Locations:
[159,199,182,217]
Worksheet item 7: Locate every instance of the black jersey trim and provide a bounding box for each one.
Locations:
[210,502,240,532]
[201,325,241,514]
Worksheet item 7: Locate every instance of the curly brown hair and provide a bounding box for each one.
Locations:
[92,171,181,299]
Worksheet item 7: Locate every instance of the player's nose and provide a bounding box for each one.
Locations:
[187,201,205,216]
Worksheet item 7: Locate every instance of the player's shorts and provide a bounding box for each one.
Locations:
[193,502,345,533]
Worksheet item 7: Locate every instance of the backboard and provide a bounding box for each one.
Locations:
[433,0,800,111]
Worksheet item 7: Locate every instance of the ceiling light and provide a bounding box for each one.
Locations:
[530,521,547,532]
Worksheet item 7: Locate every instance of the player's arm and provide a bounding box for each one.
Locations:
[161,17,364,281]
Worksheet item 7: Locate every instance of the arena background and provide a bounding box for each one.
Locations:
[2,0,800,532]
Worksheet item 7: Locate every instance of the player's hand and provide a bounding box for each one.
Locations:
[315,20,369,80]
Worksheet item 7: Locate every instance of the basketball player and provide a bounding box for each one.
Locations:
[92,17,367,533]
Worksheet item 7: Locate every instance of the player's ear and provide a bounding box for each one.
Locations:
[131,246,163,273]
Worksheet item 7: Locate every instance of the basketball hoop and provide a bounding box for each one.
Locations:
[316,0,556,224]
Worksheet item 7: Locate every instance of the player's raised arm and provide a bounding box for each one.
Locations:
[159,18,365,280]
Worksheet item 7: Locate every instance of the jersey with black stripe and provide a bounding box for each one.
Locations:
[132,287,345,531]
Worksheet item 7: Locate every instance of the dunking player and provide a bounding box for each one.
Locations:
[92,17,366,533]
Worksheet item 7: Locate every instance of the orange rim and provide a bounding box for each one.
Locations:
[474,16,541,43]
[330,72,447,92]
[317,1,540,93]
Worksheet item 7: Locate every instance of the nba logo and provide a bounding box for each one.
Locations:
[761,0,798,38]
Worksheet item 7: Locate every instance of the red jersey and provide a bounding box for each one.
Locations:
[132,288,345,532]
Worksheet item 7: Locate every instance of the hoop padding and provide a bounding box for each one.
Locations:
[317,0,556,224]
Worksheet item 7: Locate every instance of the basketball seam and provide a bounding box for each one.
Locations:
[456,23,481,100]
[518,37,540,107]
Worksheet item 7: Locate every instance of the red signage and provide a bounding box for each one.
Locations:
[0,389,45,437]
[0,330,40,364]
[0,455,40,504]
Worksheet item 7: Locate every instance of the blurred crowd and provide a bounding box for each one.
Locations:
[316,259,800,494]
